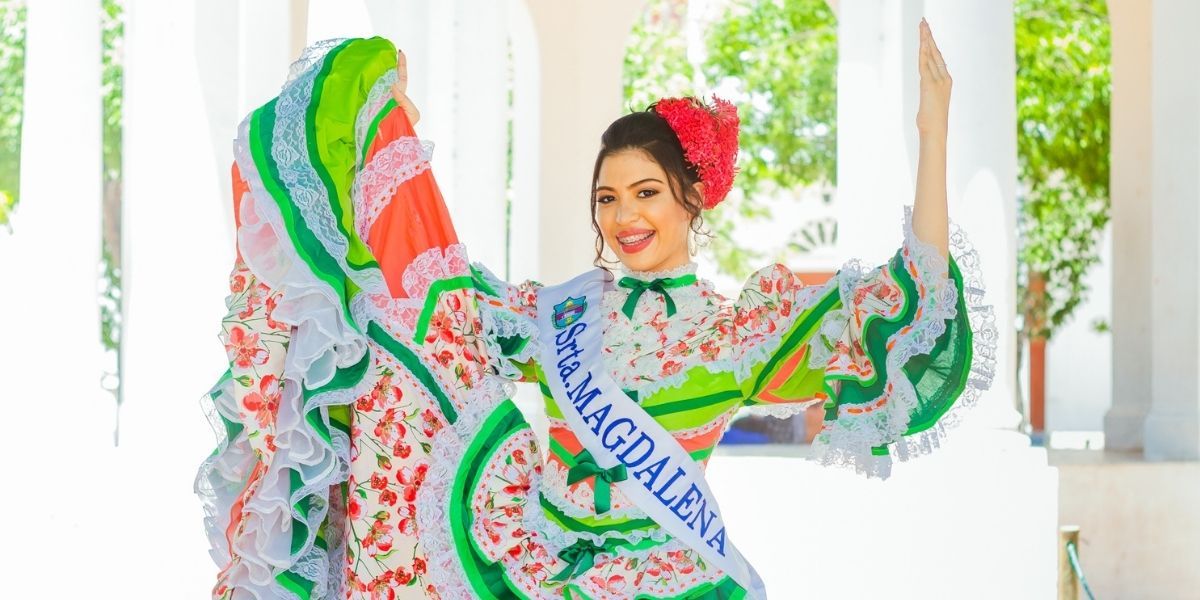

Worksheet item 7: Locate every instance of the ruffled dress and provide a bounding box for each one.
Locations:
[195,37,996,600]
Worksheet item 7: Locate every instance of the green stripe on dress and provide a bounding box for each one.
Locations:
[412,276,476,342]
[360,97,397,164]
[308,37,395,274]
[248,102,357,328]
[451,401,529,598]
[367,321,458,424]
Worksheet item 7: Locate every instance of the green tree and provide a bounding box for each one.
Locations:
[0,0,26,231]
[1015,0,1111,341]
[625,0,1112,345]
[624,0,838,279]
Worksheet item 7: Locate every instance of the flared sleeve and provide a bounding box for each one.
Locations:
[731,206,996,478]
[471,263,543,383]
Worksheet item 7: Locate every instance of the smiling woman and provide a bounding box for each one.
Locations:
[198,26,994,599]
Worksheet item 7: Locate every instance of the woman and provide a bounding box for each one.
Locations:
[197,20,993,599]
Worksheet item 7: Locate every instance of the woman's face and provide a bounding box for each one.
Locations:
[594,149,696,274]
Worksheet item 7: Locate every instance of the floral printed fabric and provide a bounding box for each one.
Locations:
[198,37,993,600]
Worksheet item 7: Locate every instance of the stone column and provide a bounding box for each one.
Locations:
[837,0,1021,431]
[450,0,510,270]
[122,0,243,590]
[506,0,542,285]
[2,1,119,595]
[524,0,647,283]
[1104,0,1153,451]
[1144,0,1200,460]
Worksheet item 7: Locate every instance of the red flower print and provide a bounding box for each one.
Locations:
[370,473,389,490]
[512,449,527,465]
[230,272,247,293]
[588,574,627,594]
[667,549,696,574]
[393,566,413,585]
[237,283,270,319]
[396,502,418,535]
[397,463,428,502]
[241,374,281,428]
[413,556,427,576]
[264,295,288,331]
[421,408,443,437]
[781,299,793,318]
[425,584,441,600]
[363,518,394,557]
[225,326,269,369]
[379,489,398,506]
[436,349,454,367]
[392,440,412,459]
[521,562,548,582]
[348,495,363,520]
[501,469,531,495]
[374,408,408,446]
[661,360,683,377]
[367,579,395,600]
[759,276,774,295]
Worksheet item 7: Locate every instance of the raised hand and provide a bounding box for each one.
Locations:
[916,18,951,138]
[390,49,421,126]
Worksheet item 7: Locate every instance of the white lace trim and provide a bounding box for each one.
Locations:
[285,38,346,85]
[354,69,398,167]
[618,260,699,282]
[202,67,398,594]
[416,372,526,599]
[811,205,997,478]
[351,136,434,244]
[268,48,389,297]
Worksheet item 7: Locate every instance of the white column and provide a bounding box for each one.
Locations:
[240,0,304,115]
[524,0,647,283]
[121,0,240,591]
[449,0,509,270]
[0,1,111,595]
[837,0,1021,431]
[1144,0,1200,461]
[1104,0,1153,451]
[507,0,541,284]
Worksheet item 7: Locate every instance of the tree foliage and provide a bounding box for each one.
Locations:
[625,0,1112,341]
[624,0,837,279]
[1015,0,1111,340]
[0,0,26,231]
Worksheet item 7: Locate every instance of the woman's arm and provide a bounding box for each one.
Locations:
[913,18,952,259]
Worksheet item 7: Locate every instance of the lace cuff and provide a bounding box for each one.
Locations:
[472,262,542,382]
[810,206,996,478]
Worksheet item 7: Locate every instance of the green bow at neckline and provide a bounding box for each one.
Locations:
[566,449,628,515]
[617,273,697,319]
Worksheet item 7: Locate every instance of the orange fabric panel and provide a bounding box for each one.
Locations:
[364,109,460,300]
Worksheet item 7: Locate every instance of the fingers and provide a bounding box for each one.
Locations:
[919,18,951,81]
[395,49,408,94]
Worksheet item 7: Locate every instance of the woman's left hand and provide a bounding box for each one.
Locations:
[390,49,421,126]
[916,18,951,138]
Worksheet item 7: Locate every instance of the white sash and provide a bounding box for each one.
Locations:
[536,268,768,599]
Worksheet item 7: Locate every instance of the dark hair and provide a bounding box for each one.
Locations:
[589,103,709,267]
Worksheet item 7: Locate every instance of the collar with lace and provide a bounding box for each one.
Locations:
[617,261,699,283]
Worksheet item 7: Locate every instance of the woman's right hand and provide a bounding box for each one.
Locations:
[390,50,421,125]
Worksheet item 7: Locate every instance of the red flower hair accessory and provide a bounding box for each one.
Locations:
[653,95,740,210]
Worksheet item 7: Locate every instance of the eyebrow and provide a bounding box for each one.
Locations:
[594,178,664,193]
